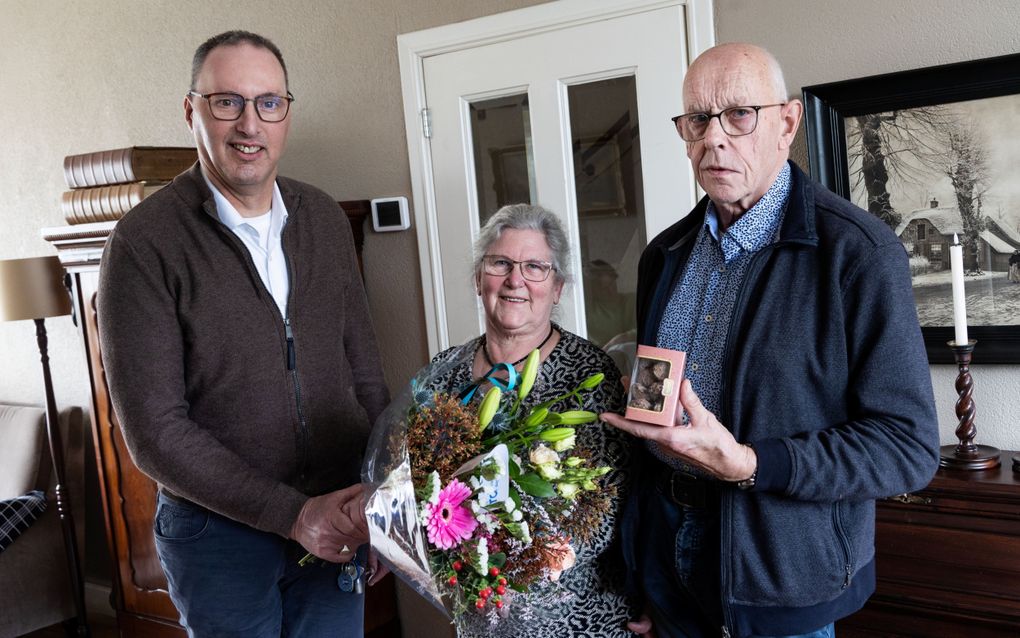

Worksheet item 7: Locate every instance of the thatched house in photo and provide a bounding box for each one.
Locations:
[894,198,1020,272]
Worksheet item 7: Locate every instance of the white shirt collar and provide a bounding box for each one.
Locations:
[203,173,288,236]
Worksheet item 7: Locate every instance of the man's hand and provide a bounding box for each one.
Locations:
[602,379,756,482]
[289,484,368,562]
[365,547,390,586]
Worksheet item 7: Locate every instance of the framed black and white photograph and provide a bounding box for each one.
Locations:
[573,136,627,218]
[803,53,1020,364]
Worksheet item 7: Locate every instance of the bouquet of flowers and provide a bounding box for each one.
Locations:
[362,342,614,628]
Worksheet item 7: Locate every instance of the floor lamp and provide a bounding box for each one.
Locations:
[0,256,89,637]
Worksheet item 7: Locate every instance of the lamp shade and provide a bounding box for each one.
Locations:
[0,256,72,322]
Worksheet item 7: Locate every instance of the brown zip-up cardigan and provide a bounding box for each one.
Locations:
[97,165,389,538]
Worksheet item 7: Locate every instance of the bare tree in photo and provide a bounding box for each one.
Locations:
[941,119,989,273]
[847,107,953,229]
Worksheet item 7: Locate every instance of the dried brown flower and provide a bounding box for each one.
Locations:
[407,395,483,486]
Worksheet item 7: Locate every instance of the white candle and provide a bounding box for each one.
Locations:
[950,233,968,345]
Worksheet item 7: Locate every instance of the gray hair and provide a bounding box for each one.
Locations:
[473,204,571,285]
[760,47,789,102]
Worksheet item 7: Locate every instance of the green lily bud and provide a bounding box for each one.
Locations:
[478,386,502,431]
[538,427,576,442]
[582,480,598,491]
[524,407,549,428]
[518,349,541,399]
[563,456,584,468]
[557,410,597,425]
[593,466,611,477]
[577,372,605,390]
[543,412,563,426]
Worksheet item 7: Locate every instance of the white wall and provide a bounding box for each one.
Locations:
[717,0,1020,452]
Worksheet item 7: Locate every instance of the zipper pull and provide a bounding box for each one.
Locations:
[284,318,296,370]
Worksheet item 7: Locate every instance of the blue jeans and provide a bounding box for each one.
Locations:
[153,491,364,638]
[639,486,835,638]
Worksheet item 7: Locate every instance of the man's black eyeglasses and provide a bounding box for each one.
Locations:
[671,103,785,142]
[188,91,295,123]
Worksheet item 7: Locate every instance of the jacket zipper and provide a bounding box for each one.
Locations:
[833,502,853,589]
[205,199,309,483]
[284,315,308,482]
[716,243,777,636]
[279,220,309,484]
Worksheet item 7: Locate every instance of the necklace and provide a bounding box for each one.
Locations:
[481,325,556,367]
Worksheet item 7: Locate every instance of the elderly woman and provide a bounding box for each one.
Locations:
[429,203,636,637]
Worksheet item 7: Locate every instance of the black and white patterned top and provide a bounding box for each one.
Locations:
[429,326,636,638]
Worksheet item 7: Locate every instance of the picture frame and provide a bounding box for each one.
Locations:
[803,53,1020,364]
[572,136,627,217]
[490,144,532,209]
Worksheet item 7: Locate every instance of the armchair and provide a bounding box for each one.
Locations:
[0,404,85,637]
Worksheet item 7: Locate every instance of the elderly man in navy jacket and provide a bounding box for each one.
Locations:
[603,43,939,638]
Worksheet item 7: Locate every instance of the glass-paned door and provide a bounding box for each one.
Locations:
[417,3,699,352]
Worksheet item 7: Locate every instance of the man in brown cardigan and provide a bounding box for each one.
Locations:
[98,30,389,637]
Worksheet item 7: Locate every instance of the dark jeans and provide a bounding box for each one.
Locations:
[154,491,364,638]
[639,485,834,638]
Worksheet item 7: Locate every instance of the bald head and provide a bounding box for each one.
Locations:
[679,43,802,222]
[684,43,787,108]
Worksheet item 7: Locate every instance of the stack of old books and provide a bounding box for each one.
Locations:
[61,146,197,224]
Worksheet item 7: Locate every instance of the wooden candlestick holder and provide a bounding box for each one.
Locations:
[939,339,1000,471]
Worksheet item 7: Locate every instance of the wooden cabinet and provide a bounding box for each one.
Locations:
[838,458,1020,637]
[44,201,399,637]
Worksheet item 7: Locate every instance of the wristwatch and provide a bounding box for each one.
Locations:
[735,443,757,491]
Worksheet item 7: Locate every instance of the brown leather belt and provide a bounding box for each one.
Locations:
[655,465,721,510]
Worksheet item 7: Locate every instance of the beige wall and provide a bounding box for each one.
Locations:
[0,0,545,417]
[715,0,1020,451]
[2,0,1018,631]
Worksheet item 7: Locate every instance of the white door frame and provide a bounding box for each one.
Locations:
[397,0,715,355]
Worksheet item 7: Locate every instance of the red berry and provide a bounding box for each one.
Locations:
[452,561,463,571]
[494,599,504,609]
[480,587,492,598]
[447,576,458,586]
[496,585,506,595]
[498,577,507,585]
[489,567,500,577]
[475,598,486,609]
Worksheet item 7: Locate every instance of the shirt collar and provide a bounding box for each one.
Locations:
[204,174,288,236]
[704,162,791,254]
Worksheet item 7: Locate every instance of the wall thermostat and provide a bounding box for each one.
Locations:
[370,197,410,232]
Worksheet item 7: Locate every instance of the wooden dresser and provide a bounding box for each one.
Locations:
[838,457,1020,637]
[44,201,400,637]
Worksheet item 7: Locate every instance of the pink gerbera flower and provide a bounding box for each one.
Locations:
[426,479,478,549]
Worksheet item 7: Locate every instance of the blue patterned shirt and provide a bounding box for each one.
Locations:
[651,163,791,468]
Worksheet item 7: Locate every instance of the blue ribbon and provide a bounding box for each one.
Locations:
[457,363,518,404]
